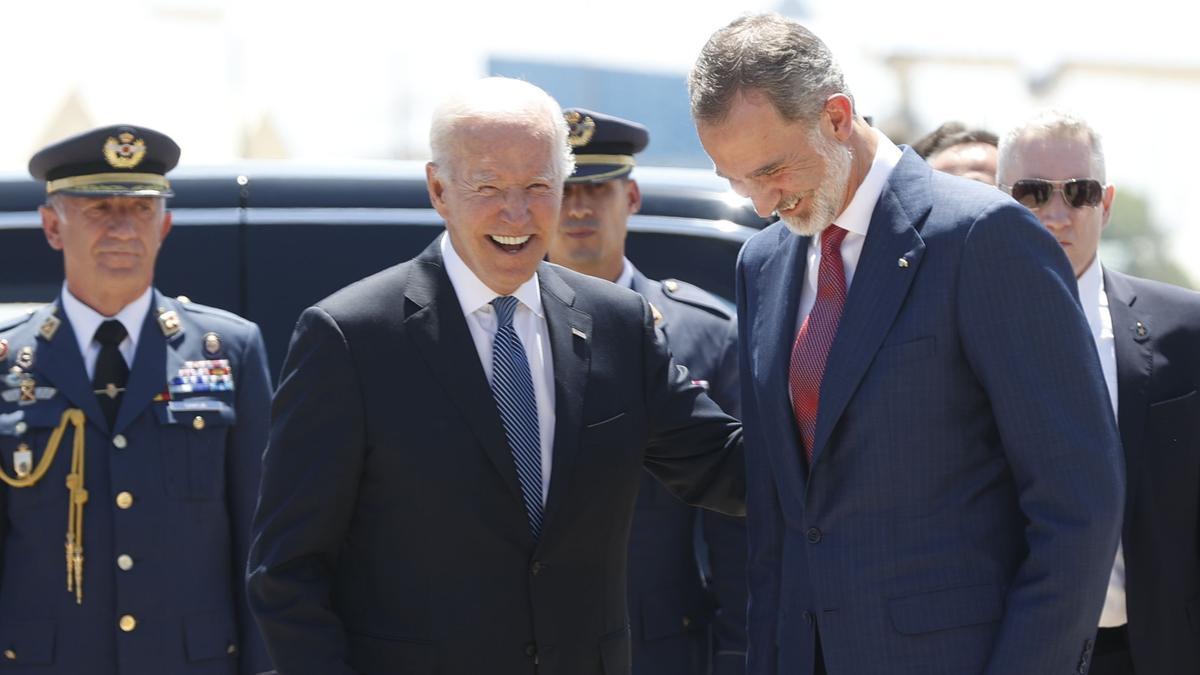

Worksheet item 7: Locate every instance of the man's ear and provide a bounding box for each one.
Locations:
[626,179,642,215]
[40,204,65,251]
[1100,183,1116,229]
[426,162,450,218]
[824,94,855,142]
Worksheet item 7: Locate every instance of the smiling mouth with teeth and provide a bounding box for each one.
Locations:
[777,194,802,214]
[489,234,532,252]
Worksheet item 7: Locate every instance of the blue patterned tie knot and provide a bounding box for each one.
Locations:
[491,295,519,328]
[489,295,543,537]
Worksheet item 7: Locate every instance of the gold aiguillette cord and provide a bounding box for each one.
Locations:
[0,409,86,604]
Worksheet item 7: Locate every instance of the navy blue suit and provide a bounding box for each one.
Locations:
[628,269,746,675]
[736,149,1124,675]
[0,292,271,674]
[1102,268,1200,674]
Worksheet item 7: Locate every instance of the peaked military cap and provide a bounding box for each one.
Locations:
[29,124,180,197]
[562,108,649,184]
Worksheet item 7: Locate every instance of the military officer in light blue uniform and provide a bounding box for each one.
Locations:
[0,125,271,674]
[549,108,748,675]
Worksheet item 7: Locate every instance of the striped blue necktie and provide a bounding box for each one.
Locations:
[489,296,543,537]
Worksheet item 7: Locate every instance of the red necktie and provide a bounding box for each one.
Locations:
[789,225,849,465]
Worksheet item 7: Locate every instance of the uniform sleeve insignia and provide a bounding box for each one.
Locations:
[103,132,147,169]
[39,314,61,341]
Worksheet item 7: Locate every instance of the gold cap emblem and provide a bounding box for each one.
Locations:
[103,132,147,169]
[565,111,596,148]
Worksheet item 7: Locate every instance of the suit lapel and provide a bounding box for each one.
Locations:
[752,226,812,493]
[114,292,172,434]
[537,263,591,542]
[32,303,108,432]
[1104,268,1151,524]
[810,151,929,466]
[403,244,528,514]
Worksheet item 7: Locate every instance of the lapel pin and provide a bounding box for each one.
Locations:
[157,308,182,338]
[16,346,33,370]
[0,338,7,360]
[39,314,61,341]
[1133,321,1149,341]
[571,327,588,340]
[897,257,909,269]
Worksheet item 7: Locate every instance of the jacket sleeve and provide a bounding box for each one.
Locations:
[230,325,274,674]
[957,202,1124,675]
[246,307,365,675]
[640,297,746,518]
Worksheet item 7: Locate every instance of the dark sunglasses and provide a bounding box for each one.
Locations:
[1000,178,1105,209]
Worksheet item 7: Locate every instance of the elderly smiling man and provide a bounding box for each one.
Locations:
[247,77,745,675]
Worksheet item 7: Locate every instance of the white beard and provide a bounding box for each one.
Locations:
[780,133,852,237]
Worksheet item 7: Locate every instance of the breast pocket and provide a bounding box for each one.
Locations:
[0,402,73,510]
[154,398,237,500]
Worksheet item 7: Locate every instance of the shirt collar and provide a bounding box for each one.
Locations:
[615,258,635,290]
[441,233,543,319]
[832,127,903,238]
[60,282,152,355]
[1076,257,1106,338]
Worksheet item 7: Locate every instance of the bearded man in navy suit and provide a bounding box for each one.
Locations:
[689,14,1123,675]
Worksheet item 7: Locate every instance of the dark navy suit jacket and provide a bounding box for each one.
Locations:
[736,149,1124,675]
[0,291,271,674]
[247,240,744,675]
[1103,268,1200,673]
[628,269,746,675]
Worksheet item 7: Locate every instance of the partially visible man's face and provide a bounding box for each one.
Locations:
[929,142,998,185]
[696,89,851,237]
[41,195,172,295]
[550,179,640,281]
[427,118,563,295]
[1002,133,1113,278]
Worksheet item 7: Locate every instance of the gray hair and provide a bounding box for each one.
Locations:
[428,77,574,183]
[998,109,1107,183]
[689,13,852,125]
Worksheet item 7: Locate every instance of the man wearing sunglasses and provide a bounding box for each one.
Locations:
[999,110,1200,675]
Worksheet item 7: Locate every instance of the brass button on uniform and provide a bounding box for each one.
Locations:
[112,434,127,449]
[681,616,692,628]
[119,614,137,632]
[117,554,134,571]
[115,491,134,509]
[226,644,237,655]
[3,649,14,660]
[192,416,205,431]
[14,422,27,435]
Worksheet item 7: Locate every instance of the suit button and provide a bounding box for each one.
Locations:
[112,434,127,449]
[116,554,134,571]
[802,611,814,624]
[115,491,134,509]
[524,642,537,657]
[226,643,237,655]
[681,616,692,628]
[3,649,14,660]
[530,561,543,576]
[192,416,206,430]
[119,614,137,632]
[806,527,822,544]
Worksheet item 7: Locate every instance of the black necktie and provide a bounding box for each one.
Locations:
[92,320,129,428]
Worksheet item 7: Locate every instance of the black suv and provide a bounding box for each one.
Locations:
[0,162,765,376]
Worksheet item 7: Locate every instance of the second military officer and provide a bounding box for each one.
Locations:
[549,108,748,675]
[0,125,271,674]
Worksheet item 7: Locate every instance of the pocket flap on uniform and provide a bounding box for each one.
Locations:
[183,610,236,662]
[0,618,56,664]
[155,399,237,427]
[888,583,1004,635]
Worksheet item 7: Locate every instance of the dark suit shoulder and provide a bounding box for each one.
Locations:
[314,261,414,323]
[1112,269,1200,312]
[739,221,792,271]
[654,279,733,322]
[543,262,647,314]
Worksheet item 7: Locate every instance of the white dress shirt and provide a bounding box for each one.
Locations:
[441,234,556,504]
[60,284,152,381]
[1079,259,1127,627]
[795,128,903,332]
[614,258,635,290]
